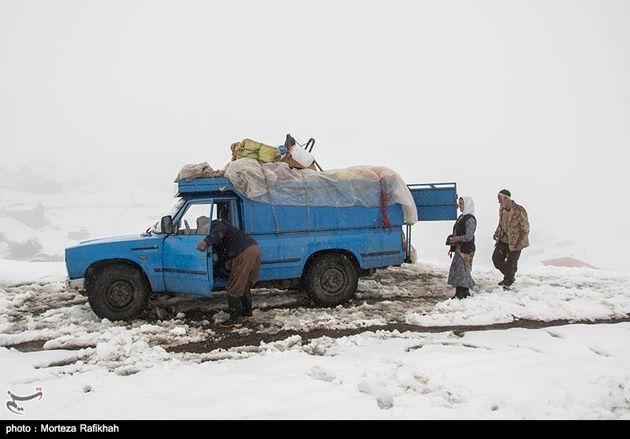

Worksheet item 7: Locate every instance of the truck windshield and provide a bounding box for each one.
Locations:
[145,199,186,235]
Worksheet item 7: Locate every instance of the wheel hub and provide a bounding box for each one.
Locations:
[106,280,134,309]
[320,267,345,295]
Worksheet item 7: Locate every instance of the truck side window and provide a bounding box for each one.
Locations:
[208,200,240,229]
[177,202,211,235]
[213,202,231,223]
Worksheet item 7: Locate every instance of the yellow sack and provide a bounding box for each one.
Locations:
[233,138,281,163]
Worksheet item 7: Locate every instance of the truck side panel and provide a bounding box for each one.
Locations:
[241,200,405,281]
[242,200,404,234]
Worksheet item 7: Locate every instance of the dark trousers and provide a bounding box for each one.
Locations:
[226,245,261,297]
[492,241,521,286]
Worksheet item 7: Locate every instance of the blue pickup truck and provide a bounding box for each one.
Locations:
[65,176,456,320]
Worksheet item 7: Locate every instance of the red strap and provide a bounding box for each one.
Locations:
[380,180,392,230]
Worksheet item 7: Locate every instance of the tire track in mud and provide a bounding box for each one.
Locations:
[142,267,451,322]
[10,316,630,355]
[167,317,630,354]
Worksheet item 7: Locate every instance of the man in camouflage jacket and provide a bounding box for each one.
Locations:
[492,189,529,288]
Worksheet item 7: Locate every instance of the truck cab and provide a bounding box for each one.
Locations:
[65,178,457,320]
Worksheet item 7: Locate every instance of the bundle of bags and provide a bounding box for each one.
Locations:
[231,139,282,163]
[175,162,226,182]
[231,136,316,170]
[175,134,317,182]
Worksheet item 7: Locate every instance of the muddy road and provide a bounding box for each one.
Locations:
[2,264,628,357]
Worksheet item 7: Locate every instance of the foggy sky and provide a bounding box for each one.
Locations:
[1,1,629,267]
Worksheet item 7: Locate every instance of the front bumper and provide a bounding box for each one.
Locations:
[65,277,86,295]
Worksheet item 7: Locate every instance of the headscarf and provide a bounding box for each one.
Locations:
[460,196,475,216]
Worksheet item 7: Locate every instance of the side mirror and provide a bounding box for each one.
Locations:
[160,215,174,235]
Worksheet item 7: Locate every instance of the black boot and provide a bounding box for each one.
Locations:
[219,295,243,328]
[452,287,470,300]
[241,288,254,322]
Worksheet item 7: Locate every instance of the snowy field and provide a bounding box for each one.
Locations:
[1,259,629,419]
[2,324,630,419]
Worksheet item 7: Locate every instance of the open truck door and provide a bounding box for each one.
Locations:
[405,183,458,263]
[162,201,215,296]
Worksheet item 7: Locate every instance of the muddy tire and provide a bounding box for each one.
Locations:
[88,264,150,320]
[304,253,358,306]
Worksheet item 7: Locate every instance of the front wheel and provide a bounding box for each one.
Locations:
[88,265,150,320]
[303,253,358,306]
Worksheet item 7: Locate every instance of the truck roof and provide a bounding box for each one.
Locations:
[176,178,234,197]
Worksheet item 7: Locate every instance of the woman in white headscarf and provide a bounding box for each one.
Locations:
[447,196,477,299]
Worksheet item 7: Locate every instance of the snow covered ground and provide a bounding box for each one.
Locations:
[405,262,630,327]
[2,324,629,419]
[1,260,629,419]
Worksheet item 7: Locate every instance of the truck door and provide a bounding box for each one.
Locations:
[162,200,214,296]
[407,183,458,221]
[404,183,458,262]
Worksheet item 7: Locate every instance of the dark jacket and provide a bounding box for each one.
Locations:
[453,214,476,254]
[203,220,258,261]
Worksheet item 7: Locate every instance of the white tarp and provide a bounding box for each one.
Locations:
[175,162,225,182]
[224,158,418,224]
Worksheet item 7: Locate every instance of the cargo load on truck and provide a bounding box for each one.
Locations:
[231,139,282,163]
[224,158,418,225]
[230,135,319,169]
[176,162,225,181]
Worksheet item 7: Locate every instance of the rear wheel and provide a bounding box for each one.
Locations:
[88,264,150,320]
[304,253,358,306]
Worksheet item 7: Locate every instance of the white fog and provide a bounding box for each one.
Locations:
[1,0,628,270]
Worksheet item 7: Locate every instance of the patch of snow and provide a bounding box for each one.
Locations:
[405,264,630,327]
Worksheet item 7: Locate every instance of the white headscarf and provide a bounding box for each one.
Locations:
[460,196,475,216]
